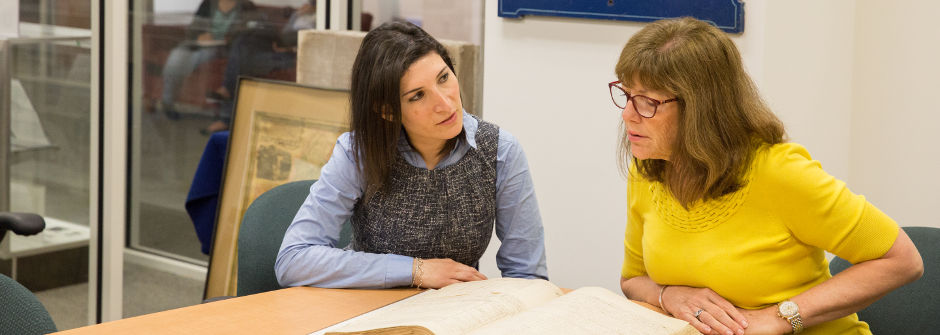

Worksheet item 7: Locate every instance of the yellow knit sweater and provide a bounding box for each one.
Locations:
[622,143,899,335]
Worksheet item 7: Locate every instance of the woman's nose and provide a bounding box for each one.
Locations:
[432,87,456,112]
[622,100,639,123]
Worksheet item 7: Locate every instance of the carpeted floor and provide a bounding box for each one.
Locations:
[34,261,204,331]
[138,202,209,263]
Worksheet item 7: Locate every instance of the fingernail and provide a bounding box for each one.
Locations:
[737,329,744,335]
[703,327,711,333]
[726,331,733,335]
[742,320,748,327]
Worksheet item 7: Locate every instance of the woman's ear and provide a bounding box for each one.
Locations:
[380,105,395,122]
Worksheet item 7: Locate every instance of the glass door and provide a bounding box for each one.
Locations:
[1,0,95,330]
[127,0,212,265]
[119,0,212,318]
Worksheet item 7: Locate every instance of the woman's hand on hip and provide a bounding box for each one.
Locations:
[419,258,487,289]
[661,285,748,335]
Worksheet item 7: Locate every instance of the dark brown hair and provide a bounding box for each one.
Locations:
[350,21,456,201]
[616,17,786,207]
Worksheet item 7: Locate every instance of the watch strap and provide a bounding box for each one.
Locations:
[786,313,804,334]
[777,300,804,334]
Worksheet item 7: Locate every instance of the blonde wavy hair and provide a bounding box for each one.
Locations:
[616,17,786,207]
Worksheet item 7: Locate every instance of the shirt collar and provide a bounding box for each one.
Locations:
[461,110,479,149]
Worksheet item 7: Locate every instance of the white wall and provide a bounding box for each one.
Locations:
[152,0,198,14]
[477,0,934,293]
[1,1,17,36]
[153,0,308,14]
[477,7,638,292]
[850,1,940,228]
[760,0,855,182]
[361,0,483,44]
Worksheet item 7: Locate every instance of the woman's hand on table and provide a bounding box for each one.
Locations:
[661,285,748,335]
[417,258,487,289]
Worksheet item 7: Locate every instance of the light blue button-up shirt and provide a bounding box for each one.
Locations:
[275,112,548,289]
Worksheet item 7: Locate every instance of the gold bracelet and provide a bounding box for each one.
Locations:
[411,258,418,286]
[412,258,424,289]
[659,285,669,314]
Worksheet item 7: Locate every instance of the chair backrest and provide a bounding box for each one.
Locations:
[829,226,939,334]
[0,274,57,334]
[236,179,352,296]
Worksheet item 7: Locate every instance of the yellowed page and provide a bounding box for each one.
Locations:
[469,287,701,335]
[326,278,563,335]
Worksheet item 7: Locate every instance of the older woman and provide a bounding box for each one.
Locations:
[275,21,548,289]
[616,18,923,335]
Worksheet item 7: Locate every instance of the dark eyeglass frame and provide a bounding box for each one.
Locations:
[608,80,679,118]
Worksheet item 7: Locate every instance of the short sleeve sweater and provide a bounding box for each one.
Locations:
[622,142,898,335]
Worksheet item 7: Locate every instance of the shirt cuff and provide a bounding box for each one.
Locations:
[384,254,415,288]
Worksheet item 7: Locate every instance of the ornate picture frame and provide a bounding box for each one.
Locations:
[205,77,349,298]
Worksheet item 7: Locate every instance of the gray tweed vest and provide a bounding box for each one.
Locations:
[350,118,499,268]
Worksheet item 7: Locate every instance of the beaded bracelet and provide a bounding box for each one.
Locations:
[411,258,424,289]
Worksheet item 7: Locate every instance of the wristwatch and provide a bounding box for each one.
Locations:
[777,300,804,334]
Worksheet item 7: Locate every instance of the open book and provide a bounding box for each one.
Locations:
[324,278,700,335]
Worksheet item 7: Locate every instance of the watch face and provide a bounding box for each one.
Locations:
[779,301,799,316]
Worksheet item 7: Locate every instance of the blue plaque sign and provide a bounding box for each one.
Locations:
[498,0,745,34]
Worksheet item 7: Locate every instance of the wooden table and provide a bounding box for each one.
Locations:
[56,287,421,335]
[56,286,667,334]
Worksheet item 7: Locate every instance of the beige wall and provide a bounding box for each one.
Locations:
[478,5,642,292]
[850,1,940,228]
[760,0,855,181]
[361,0,483,44]
[1,1,18,34]
[478,0,937,292]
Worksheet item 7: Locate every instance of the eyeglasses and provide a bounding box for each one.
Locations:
[608,81,679,118]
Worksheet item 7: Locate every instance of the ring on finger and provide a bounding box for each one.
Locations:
[693,308,705,320]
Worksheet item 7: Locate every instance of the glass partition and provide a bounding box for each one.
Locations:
[2,1,93,329]
[128,0,319,265]
[118,0,484,318]
[125,0,320,316]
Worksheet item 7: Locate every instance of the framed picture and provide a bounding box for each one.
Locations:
[498,0,745,33]
[205,77,349,298]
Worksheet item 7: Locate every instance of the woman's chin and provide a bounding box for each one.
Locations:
[631,150,650,160]
[631,148,670,161]
[445,119,463,139]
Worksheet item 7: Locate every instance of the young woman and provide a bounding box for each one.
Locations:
[276,21,548,289]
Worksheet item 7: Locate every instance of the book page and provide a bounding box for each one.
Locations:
[469,287,701,335]
[326,278,563,335]
[311,290,436,335]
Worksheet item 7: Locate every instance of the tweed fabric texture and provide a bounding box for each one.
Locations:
[350,117,498,268]
[0,274,58,334]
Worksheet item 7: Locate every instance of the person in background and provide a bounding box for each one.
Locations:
[275,21,548,289]
[616,17,922,335]
[202,0,317,134]
[159,0,263,120]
